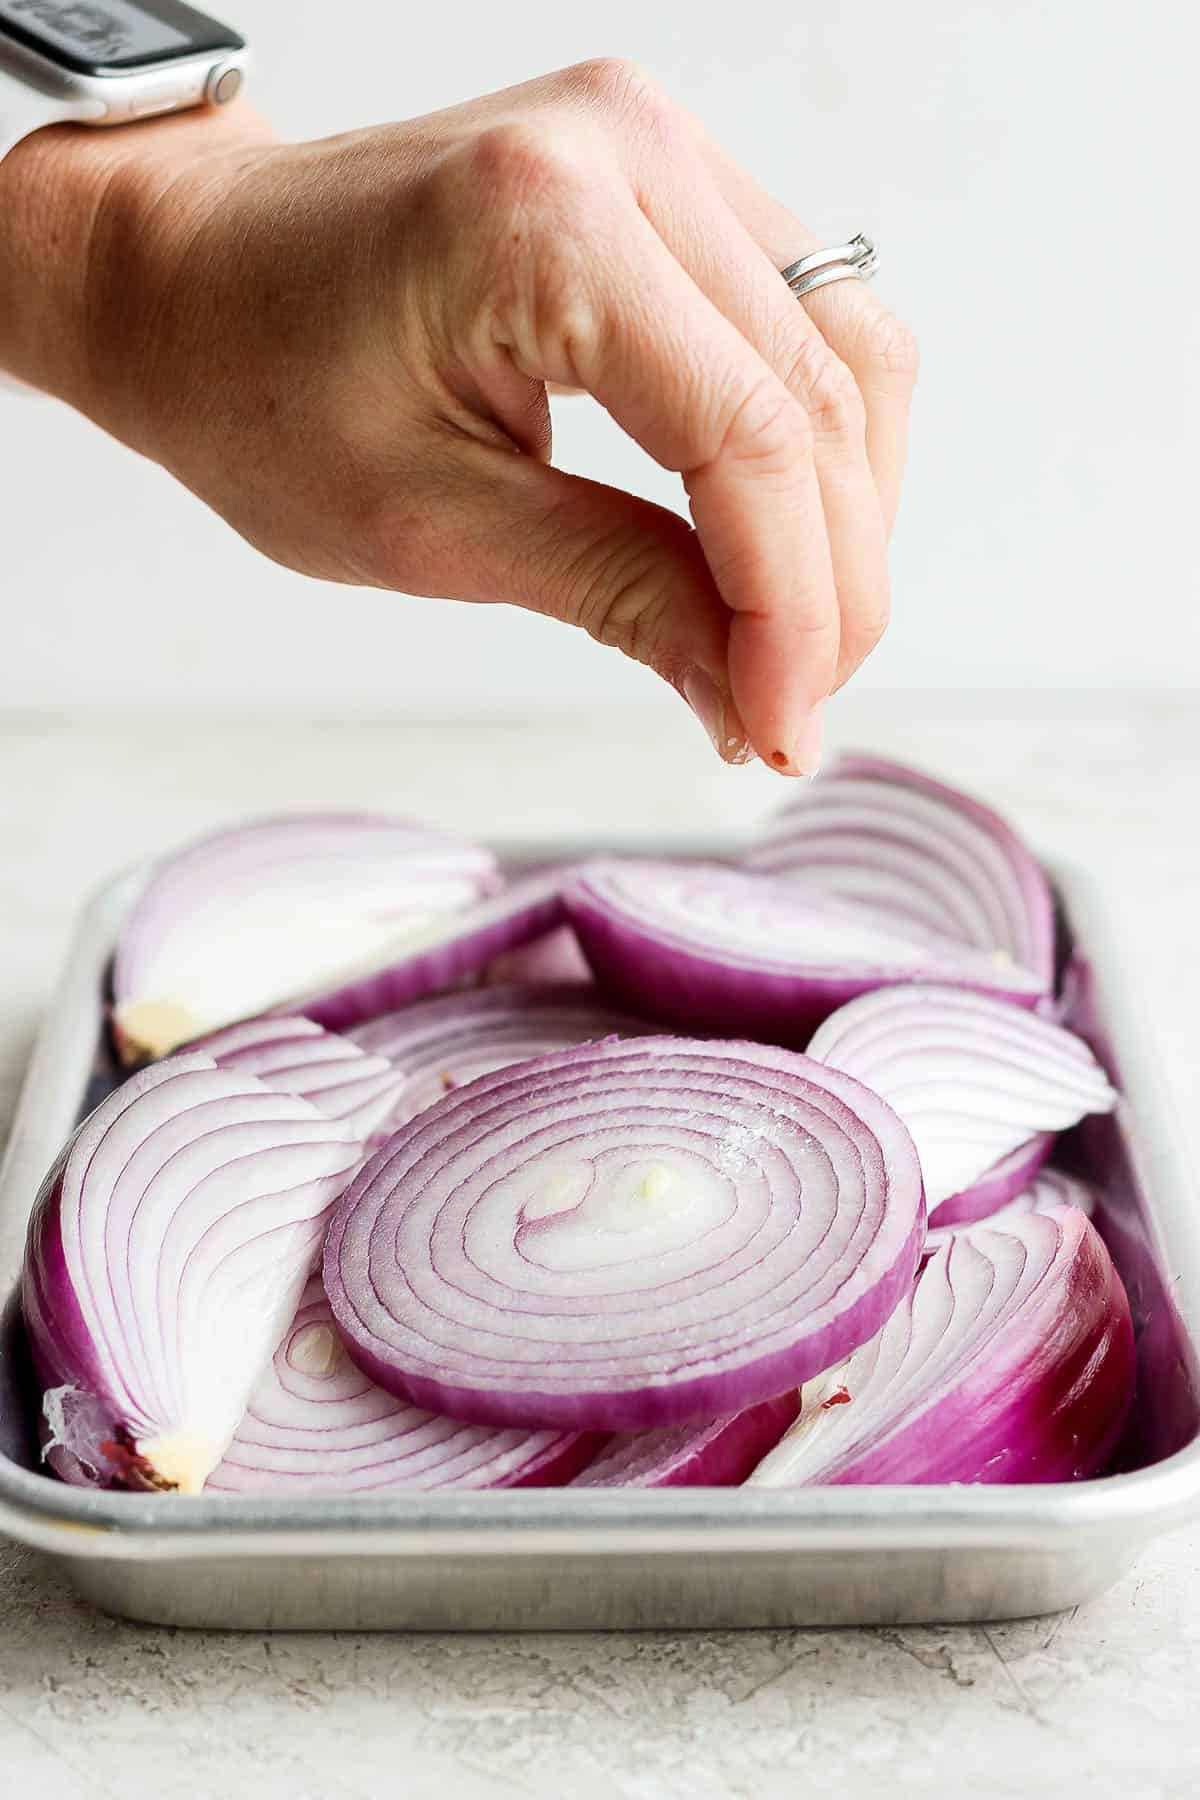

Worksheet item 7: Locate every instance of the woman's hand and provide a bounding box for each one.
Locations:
[8,61,918,770]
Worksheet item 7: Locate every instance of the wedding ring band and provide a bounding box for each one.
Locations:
[782,234,878,300]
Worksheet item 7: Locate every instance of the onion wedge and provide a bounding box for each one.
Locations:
[748,1205,1134,1486]
[23,1054,363,1492]
[565,859,1044,1045]
[745,752,1055,987]
[806,984,1116,1217]
[112,814,498,1062]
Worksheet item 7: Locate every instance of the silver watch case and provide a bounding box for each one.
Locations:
[0,25,248,125]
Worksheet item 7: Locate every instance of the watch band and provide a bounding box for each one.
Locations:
[0,57,104,160]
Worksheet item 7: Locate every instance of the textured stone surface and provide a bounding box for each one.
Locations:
[1,699,1197,1798]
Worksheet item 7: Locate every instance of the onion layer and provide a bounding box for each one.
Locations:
[926,1133,1055,1229]
[924,1168,1098,1255]
[347,983,654,1139]
[564,859,1044,1045]
[112,814,498,1061]
[324,1036,925,1431]
[748,1204,1133,1486]
[806,984,1116,1215]
[23,1054,363,1492]
[570,1394,799,1488]
[209,1279,599,1494]
[744,752,1055,987]
[196,1016,407,1141]
[292,873,564,1035]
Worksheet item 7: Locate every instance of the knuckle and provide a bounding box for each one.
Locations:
[568,56,664,118]
[461,119,588,217]
[719,374,814,473]
[788,342,866,440]
[860,307,921,385]
[569,535,674,669]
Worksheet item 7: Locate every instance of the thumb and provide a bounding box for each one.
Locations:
[393,445,752,764]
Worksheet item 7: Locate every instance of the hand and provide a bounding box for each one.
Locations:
[12,62,918,771]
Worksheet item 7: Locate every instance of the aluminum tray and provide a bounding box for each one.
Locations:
[0,857,1198,1632]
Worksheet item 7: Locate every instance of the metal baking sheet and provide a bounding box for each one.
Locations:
[0,855,1198,1631]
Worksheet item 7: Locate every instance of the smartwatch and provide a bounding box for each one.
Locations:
[0,1,247,160]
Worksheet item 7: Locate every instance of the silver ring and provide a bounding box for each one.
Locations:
[782,234,878,300]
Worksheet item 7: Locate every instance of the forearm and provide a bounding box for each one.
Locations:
[0,102,275,419]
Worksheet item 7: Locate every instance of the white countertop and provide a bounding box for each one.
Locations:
[1,697,1197,1800]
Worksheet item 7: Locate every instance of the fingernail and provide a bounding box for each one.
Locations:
[767,703,824,777]
[681,670,754,765]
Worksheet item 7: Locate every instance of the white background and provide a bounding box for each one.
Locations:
[2,0,1193,714]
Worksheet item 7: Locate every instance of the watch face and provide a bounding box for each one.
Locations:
[0,1,243,74]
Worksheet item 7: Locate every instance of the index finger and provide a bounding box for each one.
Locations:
[500,185,839,772]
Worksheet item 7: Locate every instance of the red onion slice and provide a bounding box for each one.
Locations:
[806,985,1116,1213]
[22,1054,363,1492]
[347,983,654,1137]
[324,1036,925,1431]
[745,752,1055,985]
[208,1279,599,1494]
[924,1168,1098,1256]
[291,872,564,1035]
[195,1016,408,1141]
[748,1204,1133,1486]
[565,859,1044,1045]
[569,1394,798,1488]
[112,814,499,1062]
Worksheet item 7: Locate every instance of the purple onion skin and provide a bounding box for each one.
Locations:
[830,1221,1135,1485]
[566,887,1040,1051]
[22,1156,131,1486]
[928,1133,1056,1230]
[571,1394,799,1488]
[295,884,564,1035]
[500,1435,607,1487]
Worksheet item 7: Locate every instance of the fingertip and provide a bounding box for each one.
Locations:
[681,668,755,765]
[727,608,835,776]
[770,702,824,777]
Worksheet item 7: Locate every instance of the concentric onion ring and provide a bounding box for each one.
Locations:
[209,1280,599,1493]
[324,1036,925,1431]
[348,983,654,1139]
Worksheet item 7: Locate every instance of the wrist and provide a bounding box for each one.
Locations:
[0,101,276,420]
